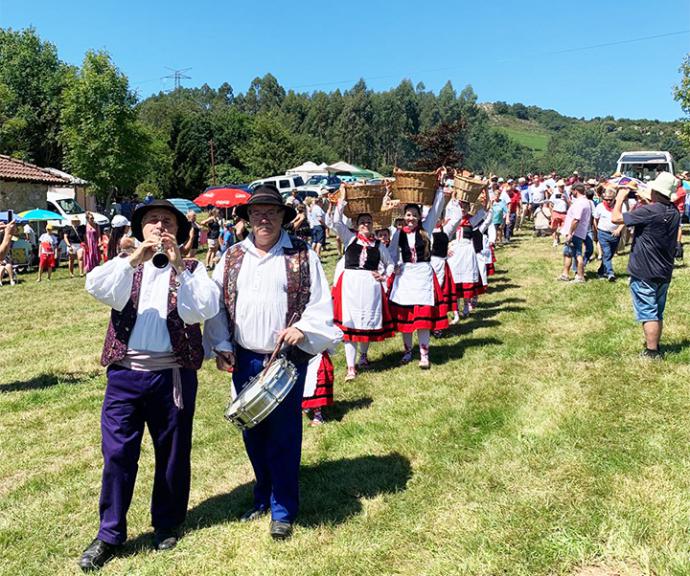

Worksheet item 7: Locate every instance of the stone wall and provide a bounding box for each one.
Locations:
[0,180,49,212]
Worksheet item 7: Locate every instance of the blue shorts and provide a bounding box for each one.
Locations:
[562,236,584,258]
[311,225,325,245]
[629,277,670,322]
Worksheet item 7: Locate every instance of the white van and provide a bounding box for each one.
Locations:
[46,191,109,227]
[616,151,674,180]
[249,174,305,198]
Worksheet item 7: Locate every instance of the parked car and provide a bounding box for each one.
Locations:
[46,191,109,227]
[297,174,342,194]
[616,151,674,180]
[249,174,305,196]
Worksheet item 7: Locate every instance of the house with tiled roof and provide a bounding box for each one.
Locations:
[0,155,71,212]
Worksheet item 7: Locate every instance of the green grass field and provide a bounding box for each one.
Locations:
[490,116,551,157]
[2,230,690,576]
[497,126,550,155]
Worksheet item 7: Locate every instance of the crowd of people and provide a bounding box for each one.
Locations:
[1,165,687,572]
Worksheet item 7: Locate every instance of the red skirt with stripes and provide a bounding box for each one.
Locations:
[332,276,396,343]
[457,282,480,300]
[438,262,458,316]
[302,352,334,410]
[388,272,450,333]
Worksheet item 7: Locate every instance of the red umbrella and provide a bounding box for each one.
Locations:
[193,187,251,208]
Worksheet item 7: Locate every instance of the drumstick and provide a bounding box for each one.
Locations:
[265,312,299,367]
[255,313,300,388]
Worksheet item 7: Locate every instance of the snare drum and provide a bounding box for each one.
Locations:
[224,357,298,431]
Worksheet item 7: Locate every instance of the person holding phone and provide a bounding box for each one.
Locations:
[0,219,16,262]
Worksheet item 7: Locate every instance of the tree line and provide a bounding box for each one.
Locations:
[1,28,688,204]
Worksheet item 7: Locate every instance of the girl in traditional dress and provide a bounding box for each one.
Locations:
[331,201,395,380]
[448,209,483,321]
[302,350,335,426]
[388,186,446,369]
[430,197,463,335]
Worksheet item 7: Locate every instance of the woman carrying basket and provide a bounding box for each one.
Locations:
[430,196,464,334]
[331,198,395,381]
[388,180,447,369]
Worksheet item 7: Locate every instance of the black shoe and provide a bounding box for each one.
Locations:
[269,520,293,540]
[79,538,120,572]
[640,348,663,360]
[607,274,616,282]
[240,507,268,522]
[153,528,179,551]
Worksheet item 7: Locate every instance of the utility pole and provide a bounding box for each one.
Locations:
[162,67,192,91]
[209,139,217,185]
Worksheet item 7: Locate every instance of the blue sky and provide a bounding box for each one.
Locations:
[1,0,689,121]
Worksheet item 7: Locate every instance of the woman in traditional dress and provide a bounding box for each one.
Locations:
[387,186,446,369]
[447,210,482,321]
[331,200,395,380]
[302,350,335,426]
[430,197,463,335]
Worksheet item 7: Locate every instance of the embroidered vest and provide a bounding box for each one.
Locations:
[399,230,430,263]
[431,231,449,258]
[344,238,381,270]
[100,258,204,370]
[222,236,311,345]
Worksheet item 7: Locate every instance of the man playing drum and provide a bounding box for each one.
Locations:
[204,185,342,540]
[80,200,220,571]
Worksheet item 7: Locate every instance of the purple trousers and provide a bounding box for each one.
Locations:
[97,365,197,545]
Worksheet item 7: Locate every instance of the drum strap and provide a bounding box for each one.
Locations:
[223,236,311,345]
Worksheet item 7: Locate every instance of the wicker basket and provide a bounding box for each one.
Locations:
[453,173,484,203]
[374,199,404,228]
[342,183,387,219]
[392,168,437,205]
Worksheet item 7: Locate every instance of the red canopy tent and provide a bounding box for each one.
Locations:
[193,187,251,208]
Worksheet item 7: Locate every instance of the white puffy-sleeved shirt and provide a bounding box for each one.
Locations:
[203,231,343,356]
[85,257,220,352]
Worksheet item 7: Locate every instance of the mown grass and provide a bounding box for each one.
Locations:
[498,126,550,155]
[1,229,690,576]
[491,116,551,157]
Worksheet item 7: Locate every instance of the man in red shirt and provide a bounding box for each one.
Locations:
[504,182,522,242]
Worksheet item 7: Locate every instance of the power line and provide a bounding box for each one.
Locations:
[161,67,192,91]
[291,29,690,91]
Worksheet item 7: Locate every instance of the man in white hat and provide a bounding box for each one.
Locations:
[612,172,681,359]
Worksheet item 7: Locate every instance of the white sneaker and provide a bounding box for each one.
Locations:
[419,357,430,370]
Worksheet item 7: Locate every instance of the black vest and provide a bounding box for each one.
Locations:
[431,231,449,258]
[344,239,381,271]
[471,229,484,254]
[399,230,430,263]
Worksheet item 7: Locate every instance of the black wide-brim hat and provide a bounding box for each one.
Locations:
[235,185,297,225]
[130,199,191,244]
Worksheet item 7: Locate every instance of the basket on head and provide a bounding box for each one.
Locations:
[374,199,404,228]
[453,173,484,203]
[341,183,387,219]
[392,168,437,206]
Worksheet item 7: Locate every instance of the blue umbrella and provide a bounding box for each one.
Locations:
[18,208,64,221]
[167,198,201,214]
